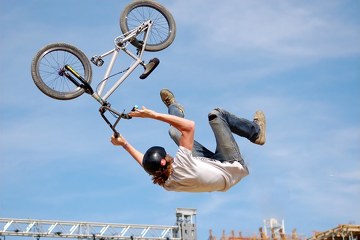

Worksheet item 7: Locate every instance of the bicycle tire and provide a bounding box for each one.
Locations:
[120,0,176,52]
[31,43,92,100]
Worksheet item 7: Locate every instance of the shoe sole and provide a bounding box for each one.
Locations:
[254,111,266,145]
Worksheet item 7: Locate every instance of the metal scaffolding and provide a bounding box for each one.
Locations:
[0,218,181,240]
[263,218,286,240]
[307,225,360,240]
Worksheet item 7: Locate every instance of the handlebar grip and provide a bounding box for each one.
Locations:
[131,105,139,111]
[114,132,119,138]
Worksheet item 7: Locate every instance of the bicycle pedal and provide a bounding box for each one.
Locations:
[91,56,104,67]
[139,58,160,79]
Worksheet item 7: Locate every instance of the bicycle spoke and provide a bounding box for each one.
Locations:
[126,5,170,46]
[38,49,84,94]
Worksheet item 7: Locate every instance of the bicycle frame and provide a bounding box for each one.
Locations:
[92,20,153,104]
[64,20,156,136]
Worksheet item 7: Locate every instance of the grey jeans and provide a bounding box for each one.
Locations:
[168,104,259,169]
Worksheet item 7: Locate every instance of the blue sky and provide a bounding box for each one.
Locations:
[1,0,360,239]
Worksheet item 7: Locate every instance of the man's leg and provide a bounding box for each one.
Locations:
[208,108,265,167]
[209,108,265,144]
[208,108,244,163]
[160,89,214,158]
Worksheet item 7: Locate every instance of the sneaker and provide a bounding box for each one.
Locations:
[160,89,176,107]
[253,111,266,145]
[160,88,185,115]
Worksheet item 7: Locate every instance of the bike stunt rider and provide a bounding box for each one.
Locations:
[111,89,266,192]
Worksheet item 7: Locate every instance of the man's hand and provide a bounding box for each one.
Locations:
[128,106,156,119]
[111,134,127,147]
[110,134,144,166]
[129,106,195,151]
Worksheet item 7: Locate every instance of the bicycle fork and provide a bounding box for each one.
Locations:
[61,64,133,137]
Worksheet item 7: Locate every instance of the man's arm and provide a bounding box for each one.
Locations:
[111,135,144,166]
[129,106,195,150]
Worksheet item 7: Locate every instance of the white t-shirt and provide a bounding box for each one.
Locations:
[163,146,249,192]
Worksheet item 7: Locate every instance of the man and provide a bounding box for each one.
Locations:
[111,89,266,192]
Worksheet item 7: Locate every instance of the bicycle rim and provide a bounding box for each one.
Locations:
[120,1,176,51]
[32,43,92,100]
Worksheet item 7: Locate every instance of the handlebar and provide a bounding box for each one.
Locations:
[99,104,138,138]
[113,132,120,138]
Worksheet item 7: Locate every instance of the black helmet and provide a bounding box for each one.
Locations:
[143,146,167,175]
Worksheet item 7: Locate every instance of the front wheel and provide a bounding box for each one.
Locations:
[120,0,176,52]
[31,43,92,100]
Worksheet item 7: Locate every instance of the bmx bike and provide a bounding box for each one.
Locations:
[31,0,176,137]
